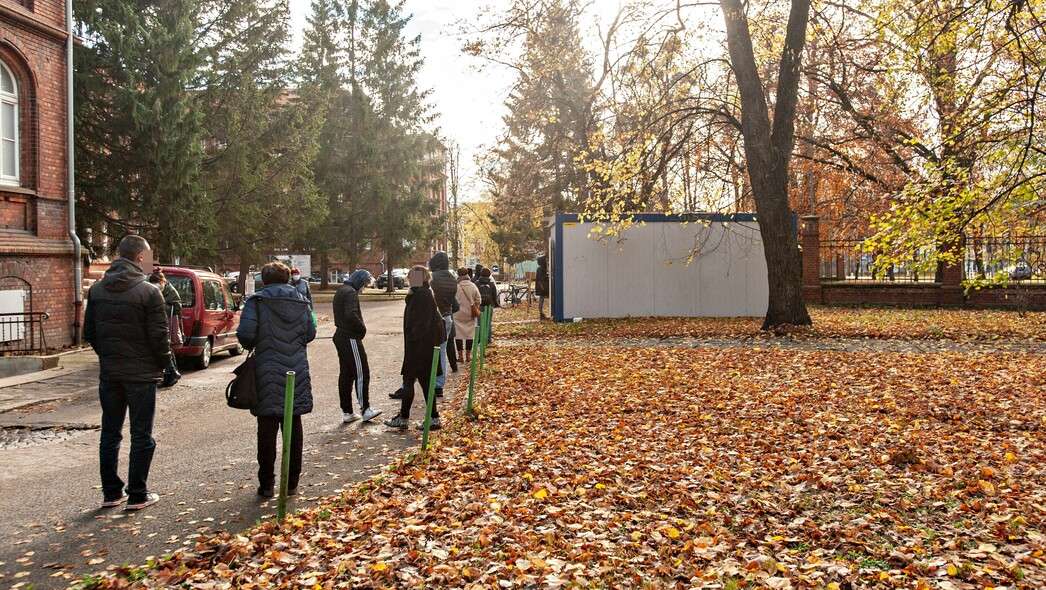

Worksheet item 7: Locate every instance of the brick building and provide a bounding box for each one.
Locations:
[0,0,77,352]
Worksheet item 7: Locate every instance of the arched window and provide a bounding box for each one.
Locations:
[0,62,19,185]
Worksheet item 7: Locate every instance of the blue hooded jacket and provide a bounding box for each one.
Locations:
[236,283,316,417]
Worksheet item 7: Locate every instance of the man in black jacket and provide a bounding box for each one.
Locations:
[83,235,170,511]
[334,269,382,423]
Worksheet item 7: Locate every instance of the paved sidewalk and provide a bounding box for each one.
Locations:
[0,349,99,417]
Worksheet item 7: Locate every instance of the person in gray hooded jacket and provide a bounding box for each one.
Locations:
[334,269,382,424]
[236,261,316,498]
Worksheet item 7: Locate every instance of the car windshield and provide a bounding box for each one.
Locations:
[168,275,194,307]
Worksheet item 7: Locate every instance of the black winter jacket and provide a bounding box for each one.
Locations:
[428,251,458,317]
[84,258,172,383]
[333,283,366,339]
[237,284,316,417]
[400,284,446,382]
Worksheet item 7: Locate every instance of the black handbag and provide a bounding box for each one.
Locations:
[226,300,261,410]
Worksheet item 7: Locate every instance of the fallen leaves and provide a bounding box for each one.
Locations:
[84,310,1046,589]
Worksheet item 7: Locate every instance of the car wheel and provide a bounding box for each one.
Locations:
[228,340,244,356]
[196,338,212,369]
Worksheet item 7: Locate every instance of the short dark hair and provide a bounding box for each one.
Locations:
[457,267,469,277]
[480,267,491,278]
[261,261,291,285]
[117,235,150,260]
[148,269,165,284]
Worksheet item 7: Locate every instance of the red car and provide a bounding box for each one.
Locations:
[161,266,243,369]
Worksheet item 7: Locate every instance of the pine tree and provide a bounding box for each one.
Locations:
[75,0,205,261]
[196,0,321,281]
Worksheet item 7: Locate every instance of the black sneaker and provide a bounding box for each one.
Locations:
[434,387,443,398]
[415,417,441,431]
[257,486,275,498]
[383,415,409,430]
[389,388,404,400]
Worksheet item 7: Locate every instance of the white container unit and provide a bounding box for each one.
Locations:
[550,213,771,320]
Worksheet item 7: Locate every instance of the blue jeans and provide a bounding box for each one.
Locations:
[99,381,157,502]
[435,314,452,388]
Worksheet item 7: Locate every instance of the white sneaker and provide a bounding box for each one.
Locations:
[361,408,383,422]
[343,412,361,423]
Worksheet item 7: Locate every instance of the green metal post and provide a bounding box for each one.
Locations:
[277,371,295,522]
[421,346,440,451]
[466,310,485,412]
[479,306,491,373]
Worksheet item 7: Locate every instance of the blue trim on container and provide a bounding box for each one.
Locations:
[554,212,760,225]
[553,212,566,322]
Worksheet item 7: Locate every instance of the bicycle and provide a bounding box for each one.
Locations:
[498,283,531,309]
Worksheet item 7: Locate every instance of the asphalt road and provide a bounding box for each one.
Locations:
[0,298,468,589]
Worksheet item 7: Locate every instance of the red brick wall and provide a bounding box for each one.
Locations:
[0,0,77,350]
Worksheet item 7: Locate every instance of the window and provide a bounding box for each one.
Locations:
[203,281,224,310]
[0,61,18,185]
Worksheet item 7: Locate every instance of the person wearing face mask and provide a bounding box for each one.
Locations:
[289,267,313,310]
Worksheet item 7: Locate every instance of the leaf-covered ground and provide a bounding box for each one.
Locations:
[496,306,1046,343]
[88,311,1046,589]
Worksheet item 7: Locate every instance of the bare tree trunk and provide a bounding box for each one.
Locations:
[720,0,812,329]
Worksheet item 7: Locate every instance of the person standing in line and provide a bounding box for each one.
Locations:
[290,267,313,310]
[237,262,316,498]
[535,254,550,321]
[473,265,499,342]
[334,269,382,424]
[390,252,457,399]
[427,252,457,396]
[84,235,170,511]
[453,267,481,364]
[149,269,182,387]
[384,266,446,431]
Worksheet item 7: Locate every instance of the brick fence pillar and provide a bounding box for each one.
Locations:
[801,216,822,303]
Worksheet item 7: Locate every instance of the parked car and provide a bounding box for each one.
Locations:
[227,271,263,294]
[162,266,243,369]
[1008,260,1033,281]
[374,268,408,290]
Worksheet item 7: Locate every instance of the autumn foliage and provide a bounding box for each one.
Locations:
[90,308,1046,589]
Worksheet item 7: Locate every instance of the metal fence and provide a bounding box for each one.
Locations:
[818,236,1046,284]
[964,236,1045,283]
[0,311,50,354]
[819,239,938,282]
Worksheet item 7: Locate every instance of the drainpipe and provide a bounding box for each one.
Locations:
[67,0,82,344]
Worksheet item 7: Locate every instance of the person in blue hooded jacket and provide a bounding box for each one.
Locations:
[236,261,316,498]
[334,269,382,424]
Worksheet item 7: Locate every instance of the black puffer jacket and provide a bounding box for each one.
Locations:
[428,251,458,317]
[333,282,365,340]
[400,283,446,382]
[237,284,316,417]
[84,258,172,383]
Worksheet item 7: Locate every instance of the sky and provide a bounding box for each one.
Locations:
[285,0,630,200]
[286,0,515,199]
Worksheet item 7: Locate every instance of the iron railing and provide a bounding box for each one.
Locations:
[964,236,1045,283]
[0,311,50,354]
[819,239,938,282]
[819,236,1046,283]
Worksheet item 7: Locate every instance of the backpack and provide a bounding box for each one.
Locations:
[478,281,495,306]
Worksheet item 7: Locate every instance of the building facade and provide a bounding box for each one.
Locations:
[0,0,76,352]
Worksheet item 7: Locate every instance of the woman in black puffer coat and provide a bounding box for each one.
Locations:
[384,266,446,431]
[236,261,316,497]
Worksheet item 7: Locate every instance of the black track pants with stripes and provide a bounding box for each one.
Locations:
[334,332,370,413]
